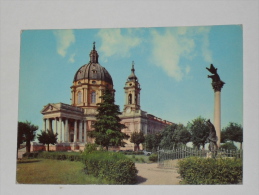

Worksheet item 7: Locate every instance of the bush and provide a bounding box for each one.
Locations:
[149,153,158,162]
[82,151,138,184]
[82,143,98,154]
[177,157,242,184]
[37,151,82,162]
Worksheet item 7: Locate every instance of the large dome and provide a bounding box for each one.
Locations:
[73,42,113,85]
[73,62,113,85]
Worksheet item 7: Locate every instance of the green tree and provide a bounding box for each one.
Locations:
[222,122,243,149]
[130,131,145,151]
[37,130,58,151]
[172,124,191,148]
[220,142,237,151]
[17,121,38,153]
[17,122,26,158]
[188,117,210,150]
[145,133,162,151]
[159,124,178,149]
[89,89,129,150]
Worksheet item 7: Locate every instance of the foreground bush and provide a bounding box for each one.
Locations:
[149,153,158,162]
[177,157,242,184]
[82,151,138,184]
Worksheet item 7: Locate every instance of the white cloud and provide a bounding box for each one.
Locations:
[150,29,195,81]
[53,30,75,57]
[150,27,212,81]
[97,28,141,59]
[69,53,76,63]
[185,65,191,74]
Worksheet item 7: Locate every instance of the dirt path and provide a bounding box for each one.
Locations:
[135,160,181,185]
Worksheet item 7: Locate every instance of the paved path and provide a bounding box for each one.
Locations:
[135,161,181,185]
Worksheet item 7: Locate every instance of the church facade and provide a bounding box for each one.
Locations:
[39,43,173,151]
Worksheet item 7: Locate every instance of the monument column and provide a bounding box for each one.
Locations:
[212,81,225,147]
[206,64,225,148]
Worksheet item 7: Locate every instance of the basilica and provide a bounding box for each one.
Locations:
[39,43,173,151]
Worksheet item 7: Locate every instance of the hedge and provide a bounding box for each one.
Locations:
[177,157,242,184]
[82,151,138,184]
[120,151,144,155]
[37,152,83,162]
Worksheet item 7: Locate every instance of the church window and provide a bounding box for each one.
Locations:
[78,91,82,104]
[128,94,132,104]
[92,70,97,79]
[91,91,96,103]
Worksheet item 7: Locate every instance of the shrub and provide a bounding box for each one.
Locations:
[177,157,242,184]
[82,143,98,154]
[149,153,158,162]
[82,151,138,184]
[37,151,82,162]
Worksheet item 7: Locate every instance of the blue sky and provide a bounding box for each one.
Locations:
[18,25,243,134]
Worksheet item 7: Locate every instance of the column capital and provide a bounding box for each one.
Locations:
[212,80,225,92]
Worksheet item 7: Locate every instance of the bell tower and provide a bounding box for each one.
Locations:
[123,61,141,114]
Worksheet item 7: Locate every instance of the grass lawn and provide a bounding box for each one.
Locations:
[16,159,114,184]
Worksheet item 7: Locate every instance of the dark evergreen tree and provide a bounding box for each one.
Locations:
[17,121,38,153]
[130,131,145,151]
[37,130,58,151]
[89,89,129,150]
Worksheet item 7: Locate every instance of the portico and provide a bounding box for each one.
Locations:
[41,103,87,144]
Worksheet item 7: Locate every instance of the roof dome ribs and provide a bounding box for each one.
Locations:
[73,42,113,85]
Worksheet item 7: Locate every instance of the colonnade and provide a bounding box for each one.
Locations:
[43,118,87,143]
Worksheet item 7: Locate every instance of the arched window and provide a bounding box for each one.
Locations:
[128,94,132,104]
[78,91,82,104]
[91,91,96,103]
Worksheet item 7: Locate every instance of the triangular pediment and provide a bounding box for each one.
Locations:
[41,103,60,114]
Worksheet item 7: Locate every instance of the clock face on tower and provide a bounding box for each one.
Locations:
[126,107,131,113]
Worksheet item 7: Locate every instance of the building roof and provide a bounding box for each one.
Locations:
[73,42,113,85]
[127,61,138,82]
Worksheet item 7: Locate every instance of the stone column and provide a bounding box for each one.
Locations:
[212,81,225,147]
[59,117,63,143]
[50,119,53,132]
[54,118,57,134]
[132,91,135,104]
[74,120,77,143]
[65,118,69,142]
[43,118,46,132]
[125,92,127,105]
[79,121,82,142]
[46,118,49,131]
[84,120,87,143]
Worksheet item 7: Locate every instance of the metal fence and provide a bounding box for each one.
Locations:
[158,147,243,168]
